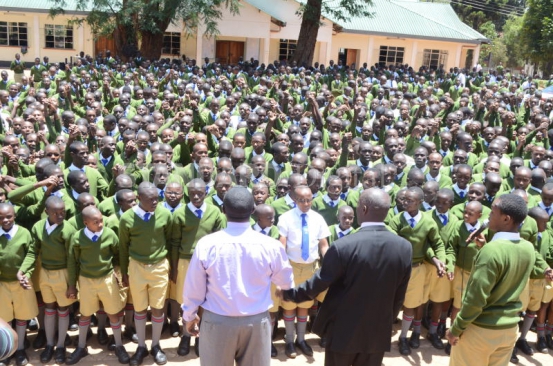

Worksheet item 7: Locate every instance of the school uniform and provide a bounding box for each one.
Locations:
[311,194,346,226]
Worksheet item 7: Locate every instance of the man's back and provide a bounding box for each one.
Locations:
[310,225,412,353]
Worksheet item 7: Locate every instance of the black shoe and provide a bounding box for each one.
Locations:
[170,322,180,338]
[409,331,420,349]
[65,333,72,347]
[271,342,277,358]
[0,356,12,366]
[510,348,519,364]
[319,337,327,348]
[66,347,88,365]
[295,339,313,357]
[33,329,47,349]
[40,345,55,363]
[123,327,138,343]
[536,336,548,353]
[28,319,38,332]
[426,333,444,350]
[285,342,297,358]
[150,345,167,365]
[54,347,66,364]
[437,322,446,339]
[398,337,411,356]
[97,328,109,345]
[546,333,553,349]
[115,345,130,364]
[13,350,28,366]
[107,335,116,351]
[177,335,190,356]
[129,346,148,366]
[516,338,534,356]
[194,337,199,357]
[445,342,451,355]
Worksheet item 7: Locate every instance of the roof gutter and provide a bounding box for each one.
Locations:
[341,28,488,45]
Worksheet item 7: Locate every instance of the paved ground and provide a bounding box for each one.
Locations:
[17,316,553,366]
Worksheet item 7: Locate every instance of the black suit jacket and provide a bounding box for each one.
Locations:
[284,225,412,354]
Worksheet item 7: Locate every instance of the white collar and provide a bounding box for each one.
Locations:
[252,150,265,157]
[253,223,271,234]
[133,205,154,220]
[335,225,353,236]
[360,222,385,228]
[212,194,224,206]
[163,201,181,213]
[323,194,340,207]
[71,189,80,200]
[187,202,207,214]
[0,225,18,238]
[465,221,481,232]
[68,164,86,172]
[426,172,441,182]
[452,183,468,195]
[45,219,59,235]
[284,194,295,207]
[403,211,422,225]
[538,201,552,214]
[422,202,434,211]
[491,232,521,241]
[84,227,103,241]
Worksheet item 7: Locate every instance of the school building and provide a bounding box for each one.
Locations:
[0,0,488,70]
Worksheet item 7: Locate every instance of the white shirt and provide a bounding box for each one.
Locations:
[403,211,422,228]
[491,232,520,241]
[278,208,331,264]
[45,220,58,235]
[133,205,154,221]
[212,194,224,206]
[0,225,18,239]
[539,201,553,216]
[71,189,80,200]
[163,201,181,213]
[335,225,353,238]
[426,172,441,182]
[181,221,294,320]
[360,222,386,228]
[84,227,103,241]
[68,164,86,172]
[452,183,468,198]
[253,223,271,235]
[465,221,481,233]
[187,202,207,217]
[422,202,434,211]
[284,194,296,208]
[322,194,340,208]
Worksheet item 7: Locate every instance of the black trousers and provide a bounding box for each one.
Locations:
[324,349,384,366]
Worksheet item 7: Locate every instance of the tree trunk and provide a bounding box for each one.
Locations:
[140,30,164,60]
[292,0,322,67]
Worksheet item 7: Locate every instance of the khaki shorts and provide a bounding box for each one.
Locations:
[423,262,451,303]
[520,279,545,312]
[453,267,472,309]
[79,272,126,316]
[281,261,316,310]
[403,263,426,309]
[40,268,76,307]
[0,281,39,322]
[31,260,42,292]
[169,258,190,303]
[542,280,553,304]
[128,258,169,312]
[450,324,517,366]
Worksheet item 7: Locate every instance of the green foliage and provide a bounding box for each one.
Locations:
[449,0,525,31]
[502,15,524,67]
[478,21,507,67]
[521,0,553,71]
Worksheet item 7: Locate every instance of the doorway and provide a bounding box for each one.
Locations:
[338,48,359,68]
[216,41,245,65]
[95,35,115,57]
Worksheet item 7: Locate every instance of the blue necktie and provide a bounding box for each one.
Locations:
[409,218,415,228]
[338,232,345,238]
[143,213,151,222]
[260,229,267,235]
[459,191,465,198]
[3,233,11,240]
[546,207,551,214]
[301,213,309,261]
[101,158,109,167]
[159,190,164,199]
[205,186,210,194]
[340,192,347,200]
[329,201,335,207]
[253,178,260,184]
[469,228,475,233]
[289,202,296,208]
[195,209,202,219]
[439,214,448,226]
[91,235,98,242]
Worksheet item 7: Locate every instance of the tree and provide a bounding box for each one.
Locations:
[521,0,553,74]
[448,0,525,31]
[502,15,524,68]
[49,0,240,60]
[292,0,373,67]
[478,21,507,67]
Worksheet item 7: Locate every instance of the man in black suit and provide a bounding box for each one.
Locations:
[280,188,412,365]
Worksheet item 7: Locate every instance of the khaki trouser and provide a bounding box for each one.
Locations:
[450,324,517,366]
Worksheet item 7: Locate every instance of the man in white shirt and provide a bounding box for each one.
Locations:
[182,187,293,366]
[278,185,330,359]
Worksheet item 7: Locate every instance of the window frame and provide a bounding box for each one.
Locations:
[44,24,73,49]
[422,49,448,70]
[378,46,405,65]
[0,21,28,47]
[279,39,297,62]
[161,32,181,56]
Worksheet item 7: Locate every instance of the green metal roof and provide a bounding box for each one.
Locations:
[322,0,488,44]
[243,0,287,26]
[0,0,96,13]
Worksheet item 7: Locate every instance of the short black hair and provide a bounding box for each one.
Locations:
[495,194,527,225]
[223,187,254,221]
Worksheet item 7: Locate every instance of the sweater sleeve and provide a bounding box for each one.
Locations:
[119,215,130,276]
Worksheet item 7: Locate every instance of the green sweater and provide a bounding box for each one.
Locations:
[450,237,535,336]
[311,196,346,226]
[328,224,354,244]
[445,220,487,273]
[0,226,35,282]
[171,204,223,259]
[67,227,119,286]
[98,196,121,217]
[31,219,76,271]
[8,184,76,221]
[388,211,446,264]
[119,206,172,275]
[531,231,553,279]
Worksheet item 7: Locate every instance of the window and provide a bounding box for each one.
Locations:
[45,24,73,49]
[379,46,404,65]
[162,32,180,55]
[422,49,448,69]
[279,39,296,62]
[0,22,28,47]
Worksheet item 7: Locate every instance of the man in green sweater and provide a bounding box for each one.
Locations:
[119,182,172,366]
[447,194,553,366]
[170,178,223,357]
